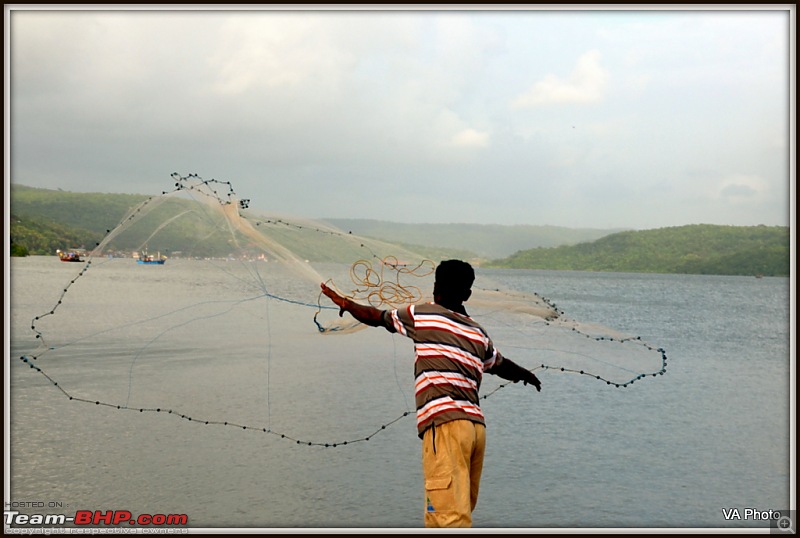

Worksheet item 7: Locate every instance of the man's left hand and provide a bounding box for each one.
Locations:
[521,371,542,392]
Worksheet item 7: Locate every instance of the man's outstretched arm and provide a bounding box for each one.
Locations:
[487,356,542,392]
[320,282,386,327]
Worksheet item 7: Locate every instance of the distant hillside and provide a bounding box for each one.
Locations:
[323,218,623,259]
[488,224,790,276]
[8,184,469,261]
[9,185,789,276]
[9,185,622,261]
[11,184,151,233]
[10,184,236,257]
[10,213,105,257]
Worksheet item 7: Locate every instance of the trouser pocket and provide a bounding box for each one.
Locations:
[425,475,453,513]
[425,475,460,527]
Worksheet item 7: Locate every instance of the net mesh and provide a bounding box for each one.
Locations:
[17,173,667,447]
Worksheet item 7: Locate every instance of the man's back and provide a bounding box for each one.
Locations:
[384,302,501,437]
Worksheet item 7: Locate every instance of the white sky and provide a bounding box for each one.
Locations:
[5,5,796,229]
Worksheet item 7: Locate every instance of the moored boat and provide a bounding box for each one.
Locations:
[57,249,84,262]
[136,249,167,265]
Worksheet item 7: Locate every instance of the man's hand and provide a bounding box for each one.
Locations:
[520,371,542,392]
[320,282,349,317]
[320,283,385,327]
[487,357,542,392]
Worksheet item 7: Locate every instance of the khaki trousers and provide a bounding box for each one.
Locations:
[421,419,486,528]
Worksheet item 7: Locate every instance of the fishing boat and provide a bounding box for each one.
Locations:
[136,249,167,265]
[57,249,84,262]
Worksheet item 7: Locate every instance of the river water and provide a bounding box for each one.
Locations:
[6,256,793,531]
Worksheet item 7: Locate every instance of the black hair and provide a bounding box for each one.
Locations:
[433,259,475,303]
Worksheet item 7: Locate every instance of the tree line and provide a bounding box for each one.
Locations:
[487,224,789,276]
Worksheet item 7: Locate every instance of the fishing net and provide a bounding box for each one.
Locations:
[14,173,667,447]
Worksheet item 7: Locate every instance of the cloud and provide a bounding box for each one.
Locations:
[209,15,356,96]
[451,128,490,148]
[7,9,791,229]
[511,50,609,108]
[717,175,767,202]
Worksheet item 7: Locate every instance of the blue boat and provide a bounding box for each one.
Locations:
[137,249,166,265]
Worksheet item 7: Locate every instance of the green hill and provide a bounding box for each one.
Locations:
[9,185,790,276]
[8,184,465,262]
[488,224,790,276]
[10,184,150,233]
[10,185,234,257]
[323,218,623,259]
[10,213,105,257]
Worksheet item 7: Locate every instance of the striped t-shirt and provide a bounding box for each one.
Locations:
[382,302,504,438]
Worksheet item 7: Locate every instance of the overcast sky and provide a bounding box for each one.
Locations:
[6,6,795,229]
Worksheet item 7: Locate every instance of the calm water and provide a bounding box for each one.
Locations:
[6,257,793,531]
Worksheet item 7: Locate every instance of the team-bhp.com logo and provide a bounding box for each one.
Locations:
[5,510,188,527]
